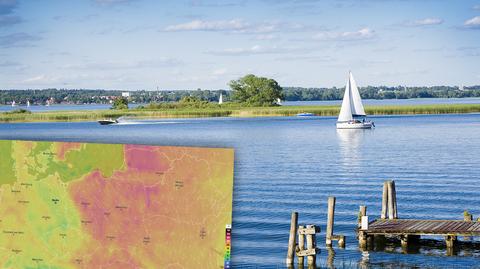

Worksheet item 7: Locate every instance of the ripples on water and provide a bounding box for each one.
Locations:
[1,114,480,268]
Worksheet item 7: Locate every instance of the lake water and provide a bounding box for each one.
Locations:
[283,97,480,106]
[1,114,480,268]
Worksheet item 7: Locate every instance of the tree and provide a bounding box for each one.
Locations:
[229,74,284,106]
[112,97,128,109]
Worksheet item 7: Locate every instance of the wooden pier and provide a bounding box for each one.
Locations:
[358,180,480,252]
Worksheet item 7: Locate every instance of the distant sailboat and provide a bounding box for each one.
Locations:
[336,71,374,129]
[11,100,16,107]
[27,100,30,107]
[276,98,282,105]
[218,93,223,105]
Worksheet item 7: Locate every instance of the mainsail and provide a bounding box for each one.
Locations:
[218,93,223,104]
[338,72,366,122]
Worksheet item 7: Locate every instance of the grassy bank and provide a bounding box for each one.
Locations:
[1,103,480,123]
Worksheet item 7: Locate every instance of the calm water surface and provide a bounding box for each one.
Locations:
[1,114,480,268]
[283,97,480,106]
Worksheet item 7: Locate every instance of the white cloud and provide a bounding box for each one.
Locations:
[464,16,480,28]
[406,18,444,26]
[22,74,58,84]
[207,45,300,56]
[164,19,305,34]
[313,28,375,41]
[164,19,249,32]
[63,58,182,70]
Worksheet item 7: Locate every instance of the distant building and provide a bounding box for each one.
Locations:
[122,92,130,97]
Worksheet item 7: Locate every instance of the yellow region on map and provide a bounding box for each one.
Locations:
[0,140,234,269]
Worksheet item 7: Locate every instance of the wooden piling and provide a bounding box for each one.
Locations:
[327,247,335,269]
[326,197,335,247]
[298,225,305,267]
[446,235,457,256]
[445,235,457,249]
[464,213,473,241]
[358,205,367,228]
[387,181,395,220]
[381,181,388,219]
[306,225,316,267]
[338,235,346,248]
[400,235,407,249]
[391,181,398,219]
[286,211,298,266]
[358,231,368,249]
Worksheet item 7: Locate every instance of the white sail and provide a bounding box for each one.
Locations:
[27,100,30,107]
[348,72,366,116]
[11,100,16,107]
[338,77,353,122]
[218,93,223,104]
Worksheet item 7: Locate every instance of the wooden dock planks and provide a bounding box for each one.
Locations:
[366,219,480,236]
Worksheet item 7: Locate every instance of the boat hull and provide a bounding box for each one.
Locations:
[296,113,315,117]
[336,121,374,129]
[98,120,117,125]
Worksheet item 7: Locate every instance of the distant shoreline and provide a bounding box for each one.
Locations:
[1,104,480,123]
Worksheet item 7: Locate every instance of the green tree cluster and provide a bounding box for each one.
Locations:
[111,97,128,109]
[229,74,284,106]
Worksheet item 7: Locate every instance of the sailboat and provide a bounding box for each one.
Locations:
[218,93,223,105]
[11,100,16,107]
[336,71,374,129]
[27,100,30,107]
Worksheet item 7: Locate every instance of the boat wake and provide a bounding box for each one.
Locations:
[115,121,180,125]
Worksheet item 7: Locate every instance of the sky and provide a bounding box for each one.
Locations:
[0,0,479,90]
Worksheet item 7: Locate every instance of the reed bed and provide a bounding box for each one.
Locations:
[1,103,479,123]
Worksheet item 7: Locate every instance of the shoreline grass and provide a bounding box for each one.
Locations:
[1,103,479,123]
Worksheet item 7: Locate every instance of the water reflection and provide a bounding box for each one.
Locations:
[336,129,369,170]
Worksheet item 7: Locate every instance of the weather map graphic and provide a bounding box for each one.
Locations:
[0,140,234,269]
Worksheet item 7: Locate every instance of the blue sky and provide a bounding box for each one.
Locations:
[1,0,479,90]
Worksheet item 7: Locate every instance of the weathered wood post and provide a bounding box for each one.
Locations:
[400,234,409,249]
[445,235,457,256]
[387,181,395,219]
[286,211,298,266]
[306,225,316,267]
[381,181,388,219]
[358,231,368,249]
[391,180,398,219]
[297,225,319,268]
[326,197,336,247]
[358,205,367,228]
[358,213,371,249]
[298,225,305,267]
[327,247,335,269]
[464,211,473,241]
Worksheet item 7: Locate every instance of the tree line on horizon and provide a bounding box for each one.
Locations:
[1,83,480,106]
